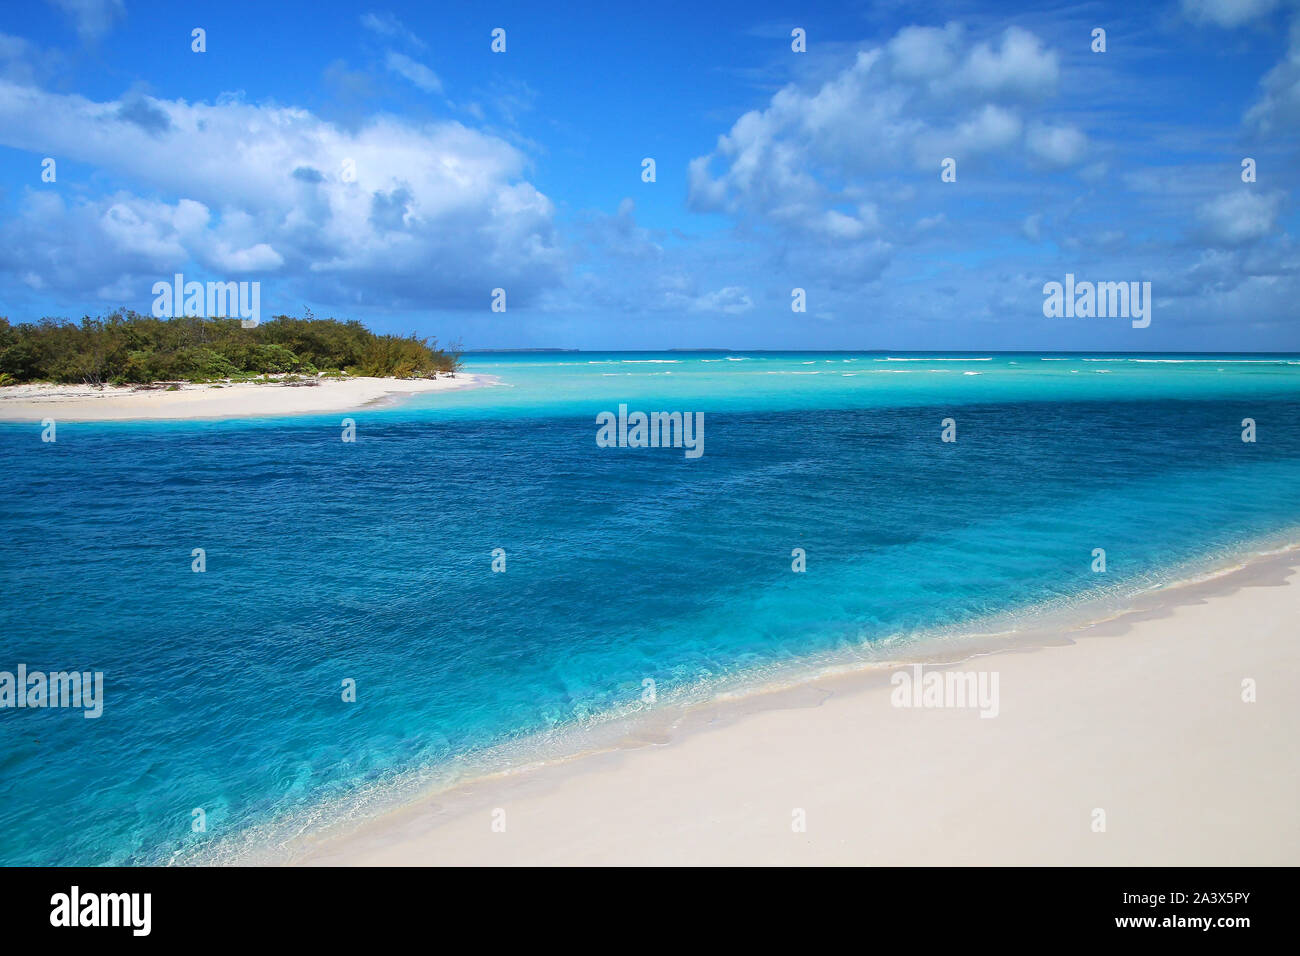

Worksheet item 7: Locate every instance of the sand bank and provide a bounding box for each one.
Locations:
[0,374,484,422]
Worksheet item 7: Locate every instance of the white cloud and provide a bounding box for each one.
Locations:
[691,286,753,314]
[885,23,1058,99]
[941,103,1023,154]
[385,51,442,94]
[687,22,1084,282]
[210,241,285,273]
[957,26,1059,98]
[1198,190,1285,245]
[0,81,563,309]
[98,198,192,261]
[816,209,870,239]
[887,23,964,80]
[1025,122,1088,166]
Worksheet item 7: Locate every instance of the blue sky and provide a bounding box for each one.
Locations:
[0,0,1297,350]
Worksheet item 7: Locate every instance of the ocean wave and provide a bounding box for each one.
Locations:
[1082,358,1291,364]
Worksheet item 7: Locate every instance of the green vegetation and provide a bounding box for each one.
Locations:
[0,311,460,386]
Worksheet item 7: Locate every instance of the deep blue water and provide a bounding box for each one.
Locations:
[1,352,1299,864]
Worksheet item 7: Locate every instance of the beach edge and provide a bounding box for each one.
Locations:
[268,541,1300,866]
[0,373,488,423]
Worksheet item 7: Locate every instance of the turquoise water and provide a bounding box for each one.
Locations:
[2,351,1299,864]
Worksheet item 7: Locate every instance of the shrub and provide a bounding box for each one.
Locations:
[0,312,461,385]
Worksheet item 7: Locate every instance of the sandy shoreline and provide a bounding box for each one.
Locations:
[0,374,485,422]
[289,545,1300,866]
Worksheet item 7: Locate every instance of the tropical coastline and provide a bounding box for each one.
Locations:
[0,313,470,421]
[289,541,1300,866]
[6,0,1300,931]
[147,530,1300,867]
[3,350,1299,868]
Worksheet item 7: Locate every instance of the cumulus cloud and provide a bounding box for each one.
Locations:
[1025,122,1088,166]
[935,103,1023,154]
[690,286,754,314]
[1197,190,1286,245]
[689,25,1081,218]
[887,23,964,80]
[644,283,753,316]
[958,26,1059,97]
[686,23,1084,284]
[0,81,563,309]
[0,191,287,303]
[881,24,1060,100]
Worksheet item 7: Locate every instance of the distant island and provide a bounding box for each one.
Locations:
[0,311,460,387]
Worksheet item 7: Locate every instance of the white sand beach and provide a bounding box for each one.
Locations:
[0,374,483,422]
[295,548,1300,866]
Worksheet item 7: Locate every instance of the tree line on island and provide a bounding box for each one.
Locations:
[0,312,461,386]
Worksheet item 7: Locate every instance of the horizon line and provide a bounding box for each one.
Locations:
[461,348,1300,355]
